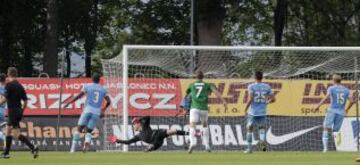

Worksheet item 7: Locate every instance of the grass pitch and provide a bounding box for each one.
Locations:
[0,151,359,165]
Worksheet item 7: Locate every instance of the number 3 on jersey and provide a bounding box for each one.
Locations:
[93,91,100,103]
[195,86,203,98]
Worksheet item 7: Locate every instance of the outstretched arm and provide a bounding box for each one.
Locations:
[116,136,140,145]
[64,92,85,108]
[22,90,28,110]
[315,94,330,110]
[22,100,28,110]
[0,95,6,105]
[244,93,254,114]
[0,85,9,105]
[102,96,111,111]
[267,94,276,104]
[346,94,356,114]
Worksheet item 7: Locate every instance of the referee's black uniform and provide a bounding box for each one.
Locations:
[5,80,27,128]
[2,79,38,158]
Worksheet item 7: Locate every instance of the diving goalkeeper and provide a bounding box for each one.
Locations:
[109,116,189,152]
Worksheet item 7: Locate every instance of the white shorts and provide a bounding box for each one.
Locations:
[189,108,208,123]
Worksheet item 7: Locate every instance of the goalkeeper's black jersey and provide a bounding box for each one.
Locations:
[117,116,167,145]
[137,116,155,143]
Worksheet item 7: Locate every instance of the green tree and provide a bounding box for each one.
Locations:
[0,0,46,76]
[92,0,191,73]
[285,0,360,46]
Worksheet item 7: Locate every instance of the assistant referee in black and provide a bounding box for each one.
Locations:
[0,67,39,159]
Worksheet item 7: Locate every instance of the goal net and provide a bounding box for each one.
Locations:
[101,46,360,152]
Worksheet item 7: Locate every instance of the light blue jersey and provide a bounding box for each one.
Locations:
[0,85,5,112]
[248,82,273,116]
[327,85,350,115]
[82,83,108,115]
[0,85,6,122]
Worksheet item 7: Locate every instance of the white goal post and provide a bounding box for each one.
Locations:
[102,45,360,152]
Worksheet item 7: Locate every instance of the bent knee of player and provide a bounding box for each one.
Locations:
[322,124,332,131]
[201,119,208,127]
[11,128,21,139]
[323,127,332,132]
[78,125,86,132]
[247,125,254,132]
[5,126,12,135]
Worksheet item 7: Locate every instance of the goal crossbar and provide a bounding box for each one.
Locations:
[124,45,360,51]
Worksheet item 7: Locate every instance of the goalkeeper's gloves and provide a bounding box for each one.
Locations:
[107,134,118,144]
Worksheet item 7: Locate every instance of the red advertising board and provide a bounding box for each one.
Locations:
[126,79,182,116]
[19,78,92,116]
[14,78,183,116]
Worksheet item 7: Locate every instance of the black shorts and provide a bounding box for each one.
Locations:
[7,108,23,128]
[151,129,169,150]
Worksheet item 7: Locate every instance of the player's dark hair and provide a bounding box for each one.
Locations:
[7,67,18,77]
[196,71,204,80]
[333,74,341,83]
[255,71,263,81]
[334,78,341,83]
[92,73,101,83]
[0,73,6,83]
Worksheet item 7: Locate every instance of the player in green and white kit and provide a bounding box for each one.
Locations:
[186,71,227,153]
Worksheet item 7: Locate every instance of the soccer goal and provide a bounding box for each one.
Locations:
[101,45,360,152]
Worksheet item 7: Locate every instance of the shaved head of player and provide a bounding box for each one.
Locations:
[0,67,39,159]
[315,74,354,152]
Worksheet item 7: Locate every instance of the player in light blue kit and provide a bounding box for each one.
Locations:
[244,71,275,153]
[315,74,354,153]
[64,73,111,153]
[0,74,7,142]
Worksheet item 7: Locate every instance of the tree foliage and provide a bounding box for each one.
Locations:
[0,0,359,77]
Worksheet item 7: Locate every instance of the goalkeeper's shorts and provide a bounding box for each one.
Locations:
[0,112,5,124]
[149,129,168,151]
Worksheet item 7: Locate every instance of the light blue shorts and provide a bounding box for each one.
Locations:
[0,113,5,124]
[247,115,267,128]
[78,112,100,130]
[323,111,344,132]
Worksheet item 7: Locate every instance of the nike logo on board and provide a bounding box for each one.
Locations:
[266,126,321,145]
